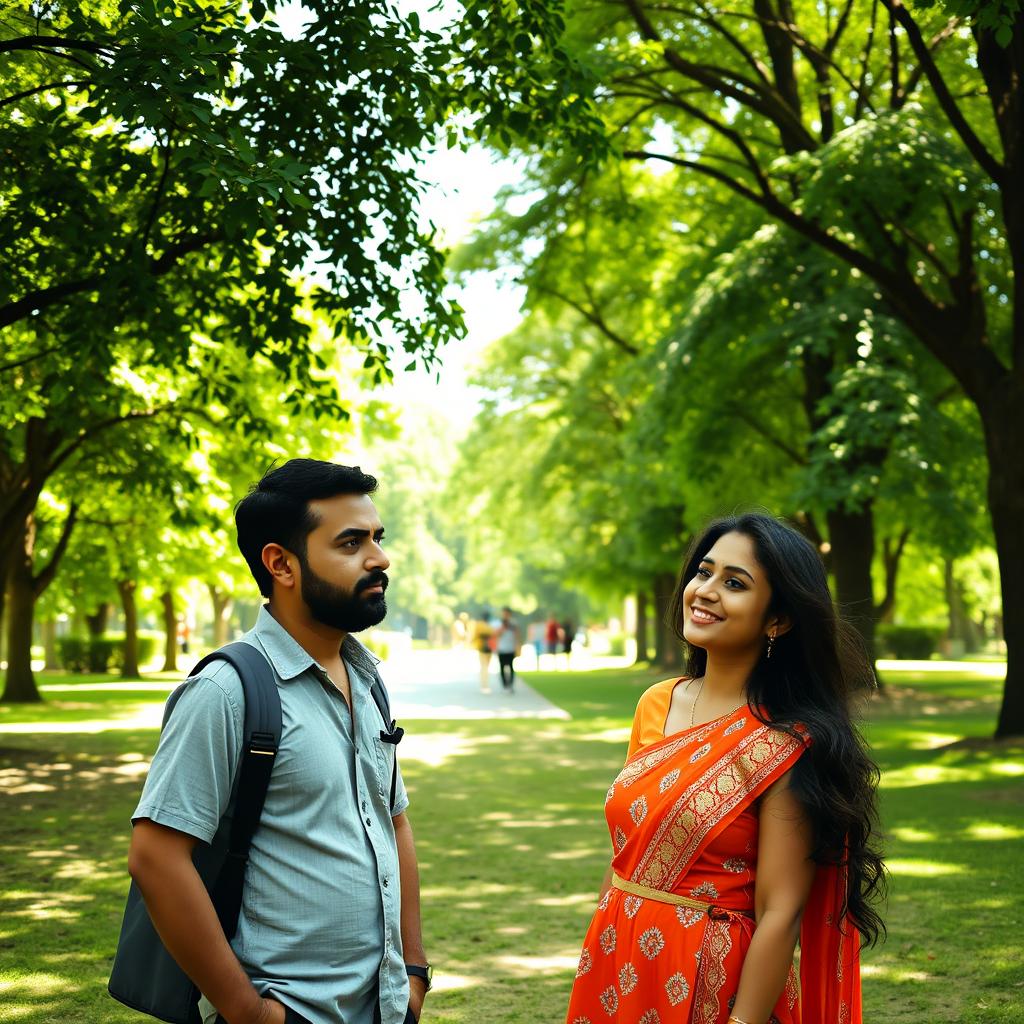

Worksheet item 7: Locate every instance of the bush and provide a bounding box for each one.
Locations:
[877,624,945,660]
[607,632,626,657]
[57,635,118,672]
[107,632,160,672]
[57,632,160,673]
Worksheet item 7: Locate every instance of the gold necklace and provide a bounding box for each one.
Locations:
[687,677,704,729]
[688,676,746,729]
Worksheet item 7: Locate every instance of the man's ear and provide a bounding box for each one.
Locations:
[767,613,792,638]
[262,543,298,591]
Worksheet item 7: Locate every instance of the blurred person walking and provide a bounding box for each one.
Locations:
[471,608,495,693]
[495,607,520,693]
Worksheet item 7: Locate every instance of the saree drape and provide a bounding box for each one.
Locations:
[565,682,862,1024]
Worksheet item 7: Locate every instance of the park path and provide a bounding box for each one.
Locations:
[0,647,571,734]
[380,647,569,721]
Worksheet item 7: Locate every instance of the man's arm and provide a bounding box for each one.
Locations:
[393,811,428,1021]
[128,819,285,1024]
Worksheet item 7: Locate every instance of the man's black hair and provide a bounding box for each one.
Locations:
[235,459,378,598]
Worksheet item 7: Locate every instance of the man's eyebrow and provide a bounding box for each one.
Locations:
[700,556,755,582]
[333,527,385,542]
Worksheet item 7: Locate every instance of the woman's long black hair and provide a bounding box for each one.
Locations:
[668,512,887,947]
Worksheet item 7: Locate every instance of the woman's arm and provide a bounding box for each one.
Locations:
[728,769,816,1024]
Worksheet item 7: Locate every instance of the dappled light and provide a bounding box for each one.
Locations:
[886,858,965,878]
[1,663,1021,1022]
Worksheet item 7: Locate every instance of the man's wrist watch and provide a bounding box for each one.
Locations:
[406,963,433,991]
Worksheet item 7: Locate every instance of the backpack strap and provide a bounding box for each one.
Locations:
[183,642,282,940]
[342,634,404,814]
[371,679,404,813]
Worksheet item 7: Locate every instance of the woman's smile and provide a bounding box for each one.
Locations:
[690,605,723,624]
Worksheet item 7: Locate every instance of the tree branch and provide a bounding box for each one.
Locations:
[620,147,995,390]
[0,342,63,373]
[532,282,640,355]
[32,501,78,597]
[0,78,88,108]
[0,34,116,56]
[881,0,1004,184]
[622,0,816,152]
[855,0,880,120]
[614,86,775,195]
[726,402,807,464]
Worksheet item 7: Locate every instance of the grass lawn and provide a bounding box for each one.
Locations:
[1,663,1021,1023]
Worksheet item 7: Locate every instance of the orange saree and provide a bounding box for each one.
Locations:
[565,679,862,1024]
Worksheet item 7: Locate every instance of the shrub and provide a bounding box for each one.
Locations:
[607,632,626,657]
[877,624,945,660]
[106,632,160,672]
[57,636,91,673]
[57,633,160,673]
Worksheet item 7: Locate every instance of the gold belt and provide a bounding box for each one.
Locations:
[611,872,754,920]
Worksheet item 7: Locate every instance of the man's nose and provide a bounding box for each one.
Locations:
[367,544,390,572]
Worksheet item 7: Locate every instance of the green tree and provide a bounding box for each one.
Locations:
[455,0,1024,734]
[1,0,465,695]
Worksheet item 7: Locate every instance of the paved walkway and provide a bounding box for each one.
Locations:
[381,648,570,720]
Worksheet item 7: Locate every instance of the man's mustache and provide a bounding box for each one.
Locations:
[356,571,389,595]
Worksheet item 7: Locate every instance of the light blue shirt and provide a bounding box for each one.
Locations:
[133,607,410,1024]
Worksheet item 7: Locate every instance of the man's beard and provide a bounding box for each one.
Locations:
[299,558,388,633]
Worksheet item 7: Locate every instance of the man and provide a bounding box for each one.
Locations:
[127,460,430,1024]
[494,607,519,693]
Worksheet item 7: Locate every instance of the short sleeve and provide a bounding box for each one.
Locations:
[132,663,245,844]
[626,678,681,761]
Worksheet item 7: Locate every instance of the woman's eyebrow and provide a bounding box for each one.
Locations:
[700,556,755,582]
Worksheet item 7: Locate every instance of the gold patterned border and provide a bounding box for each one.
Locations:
[632,725,805,891]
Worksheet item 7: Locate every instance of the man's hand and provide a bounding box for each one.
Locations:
[260,997,287,1024]
[233,996,287,1024]
[408,976,428,1022]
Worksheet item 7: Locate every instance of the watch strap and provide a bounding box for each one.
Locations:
[405,963,432,990]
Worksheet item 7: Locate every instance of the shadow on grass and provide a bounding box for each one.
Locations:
[1,662,1022,1023]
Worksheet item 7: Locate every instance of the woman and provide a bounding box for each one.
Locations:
[565,514,885,1024]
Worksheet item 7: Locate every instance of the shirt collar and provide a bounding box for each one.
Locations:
[252,605,382,683]
[252,605,321,681]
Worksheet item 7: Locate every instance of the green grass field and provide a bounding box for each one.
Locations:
[1,663,1021,1023]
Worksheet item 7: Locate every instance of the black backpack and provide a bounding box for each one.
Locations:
[108,641,403,1023]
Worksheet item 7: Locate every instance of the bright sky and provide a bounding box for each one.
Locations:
[274,0,526,433]
[385,145,525,432]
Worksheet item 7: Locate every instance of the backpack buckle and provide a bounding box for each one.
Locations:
[248,731,277,757]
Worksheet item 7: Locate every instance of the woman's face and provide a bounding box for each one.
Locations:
[681,531,776,656]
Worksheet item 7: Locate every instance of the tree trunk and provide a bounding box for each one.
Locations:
[2,522,41,702]
[635,590,649,664]
[86,603,110,638]
[209,584,233,648]
[42,618,59,670]
[982,389,1024,738]
[826,503,879,667]
[118,579,140,679]
[160,589,178,673]
[653,571,682,670]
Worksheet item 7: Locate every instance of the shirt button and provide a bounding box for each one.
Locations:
[382,878,388,887]
[366,817,372,826]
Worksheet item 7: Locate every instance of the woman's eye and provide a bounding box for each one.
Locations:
[696,568,711,579]
[726,578,745,589]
